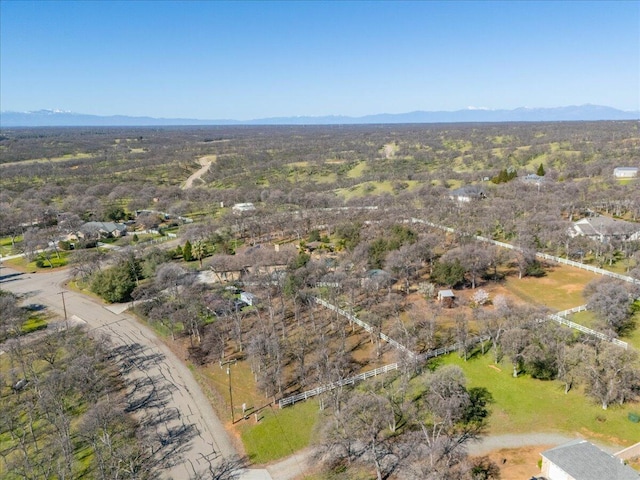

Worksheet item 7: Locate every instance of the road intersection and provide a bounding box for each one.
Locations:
[0,265,240,479]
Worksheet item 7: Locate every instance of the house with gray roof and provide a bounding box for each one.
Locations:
[571,216,640,243]
[78,221,127,239]
[448,185,487,203]
[521,173,545,186]
[540,440,639,480]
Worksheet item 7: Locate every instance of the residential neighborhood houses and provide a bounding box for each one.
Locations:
[2,122,640,480]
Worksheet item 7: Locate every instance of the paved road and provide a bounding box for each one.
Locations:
[468,433,579,455]
[0,265,239,479]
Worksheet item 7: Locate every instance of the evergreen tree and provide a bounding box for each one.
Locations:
[536,163,546,176]
[183,240,193,262]
[431,259,466,287]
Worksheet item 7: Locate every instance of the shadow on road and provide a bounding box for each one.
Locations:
[109,343,166,375]
[0,271,25,284]
[108,341,201,473]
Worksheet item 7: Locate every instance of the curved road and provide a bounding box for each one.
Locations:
[0,265,238,479]
[182,156,214,190]
[2,264,618,480]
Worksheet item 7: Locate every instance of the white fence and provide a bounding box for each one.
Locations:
[278,336,489,408]
[537,305,628,349]
[615,442,640,461]
[556,305,588,316]
[410,217,640,286]
[546,312,628,349]
[278,362,400,408]
[535,252,640,286]
[313,297,416,358]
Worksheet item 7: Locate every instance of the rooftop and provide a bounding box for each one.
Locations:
[541,440,639,480]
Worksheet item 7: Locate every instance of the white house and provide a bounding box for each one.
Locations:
[571,216,640,243]
[232,203,256,213]
[613,167,638,178]
[540,440,638,480]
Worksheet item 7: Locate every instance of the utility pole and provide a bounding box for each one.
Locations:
[220,359,237,423]
[58,291,68,327]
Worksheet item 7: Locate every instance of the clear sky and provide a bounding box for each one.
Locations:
[1,0,638,119]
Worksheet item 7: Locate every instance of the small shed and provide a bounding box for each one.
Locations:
[437,289,455,307]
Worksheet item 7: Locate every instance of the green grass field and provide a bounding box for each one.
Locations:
[232,342,640,463]
[346,161,368,178]
[20,316,48,334]
[0,235,22,256]
[443,352,640,447]
[4,252,71,272]
[4,251,71,270]
[239,400,319,464]
[625,317,640,350]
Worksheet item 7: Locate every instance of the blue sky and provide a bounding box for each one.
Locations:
[1,1,638,119]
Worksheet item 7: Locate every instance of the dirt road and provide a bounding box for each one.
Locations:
[182,155,215,189]
[0,265,238,479]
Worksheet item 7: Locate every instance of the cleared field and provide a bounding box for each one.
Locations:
[0,152,94,167]
[503,264,598,311]
[346,161,367,178]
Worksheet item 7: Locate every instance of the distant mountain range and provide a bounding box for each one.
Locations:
[1,105,638,127]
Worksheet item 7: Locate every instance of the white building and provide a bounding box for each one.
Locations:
[540,440,638,480]
[571,216,640,243]
[613,167,639,178]
[232,203,256,213]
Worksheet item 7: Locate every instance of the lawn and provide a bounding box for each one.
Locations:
[0,235,22,256]
[3,251,71,271]
[238,400,319,464]
[503,264,598,311]
[191,356,321,464]
[599,260,637,275]
[622,311,640,350]
[442,352,640,447]
[568,310,598,328]
[20,316,48,334]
